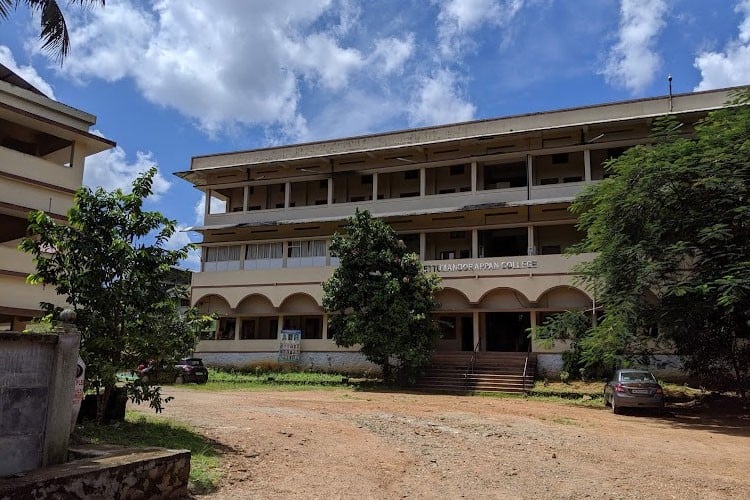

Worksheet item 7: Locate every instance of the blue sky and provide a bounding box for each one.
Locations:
[1,0,749,269]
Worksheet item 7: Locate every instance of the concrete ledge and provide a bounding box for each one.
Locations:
[0,447,190,500]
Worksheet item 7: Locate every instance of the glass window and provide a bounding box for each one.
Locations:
[204,246,241,272]
[287,240,327,267]
[245,242,283,269]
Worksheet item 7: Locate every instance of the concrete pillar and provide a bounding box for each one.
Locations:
[242,185,249,212]
[234,317,242,340]
[327,178,333,204]
[372,173,378,201]
[284,182,291,208]
[526,154,533,199]
[419,232,426,262]
[529,311,538,352]
[322,313,329,340]
[203,190,210,216]
[471,161,477,192]
[277,315,285,339]
[527,226,535,256]
[584,149,592,182]
[472,229,479,259]
[43,311,80,467]
[419,167,426,197]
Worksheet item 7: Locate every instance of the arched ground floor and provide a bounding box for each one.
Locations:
[192,280,594,375]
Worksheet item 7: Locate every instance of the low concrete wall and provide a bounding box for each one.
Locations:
[198,350,381,375]
[0,447,190,500]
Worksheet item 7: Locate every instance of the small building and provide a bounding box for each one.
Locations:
[0,64,114,330]
[177,87,735,374]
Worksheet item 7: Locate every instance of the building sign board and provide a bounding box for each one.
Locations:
[423,260,538,273]
[279,329,302,362]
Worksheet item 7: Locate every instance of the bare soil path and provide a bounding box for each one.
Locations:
[140,388,750,500]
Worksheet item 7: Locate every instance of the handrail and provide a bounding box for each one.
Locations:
[521,341,532,393]
[464,340,481,389]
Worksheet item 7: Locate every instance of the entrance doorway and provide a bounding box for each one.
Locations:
[484,312,530,352]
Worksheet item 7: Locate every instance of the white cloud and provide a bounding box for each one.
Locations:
[164,225,201,271]
[602,0,668,94]
[0,46,56,99]
[53,0,407,137]
[436,0,525,58]
[83,145,171,201]
[409,69,476,126]
[694,0,750,90]
[193,196,206,225]
[370,35,415,76]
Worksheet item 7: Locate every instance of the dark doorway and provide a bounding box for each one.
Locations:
[485,312,530,352]
[461,316,474,351]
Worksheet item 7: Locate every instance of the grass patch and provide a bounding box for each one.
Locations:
[74,410,221,494]
[181,369,376,392]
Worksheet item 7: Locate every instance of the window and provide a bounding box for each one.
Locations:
[449,165,465,176]
[245,242,283,269]
[551,153,569,164]
[287,239,327,267]
[204,246,241,272]
[403,170,419,180]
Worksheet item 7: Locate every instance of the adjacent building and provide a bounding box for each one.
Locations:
[0,64,114,331]
[178,87,734,374]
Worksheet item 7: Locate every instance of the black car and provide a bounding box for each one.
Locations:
[137,358,208,384]
[174,358,209,384]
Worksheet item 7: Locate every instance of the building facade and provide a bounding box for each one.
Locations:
[179,88,733,374]
[0,64,114,331]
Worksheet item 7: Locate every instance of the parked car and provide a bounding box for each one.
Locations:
[604,369,665,414]
[136,360,179,384]
[174,358,208,384]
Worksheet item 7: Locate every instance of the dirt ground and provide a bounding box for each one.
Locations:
[142,387,750,500]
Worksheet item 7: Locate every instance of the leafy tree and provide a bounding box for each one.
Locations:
[0,0,104,62]
[323,209,442,383]
[548,88,750,395]
[21,167,196,419]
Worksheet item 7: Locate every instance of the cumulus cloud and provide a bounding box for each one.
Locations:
[83,145,171,201]
[51,0,412,138]
[436,0,525,58]
[370,35,415,76]
[602,0,668,94]
[163,224,201,271]
[0,45,56,98]
[409,69,476,126]
[694,0,750,90]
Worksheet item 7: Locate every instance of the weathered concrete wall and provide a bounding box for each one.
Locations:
[0,447,190,500]
[0,332,56,477]
[199,350,381,375]
[0,328,80,477]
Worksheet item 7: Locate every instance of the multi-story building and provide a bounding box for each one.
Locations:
[179,87,734,374]
[0,63,114,331]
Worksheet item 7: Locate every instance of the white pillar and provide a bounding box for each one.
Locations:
[322,313,329,340]
[527,226,535,256]
[526,155,533,199]
[284,182,291,208]
[584,149,592,182]
[277,315,285,339]
[420,167,426,196]
[529,311,537,351]
[419,232,426,261]
[327,178,333,204]
[234,317,241,340]
[242,186,249,212]
[372,173,378,201]
[471,161,477,192]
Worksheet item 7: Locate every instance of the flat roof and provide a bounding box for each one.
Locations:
[183,86,742,176]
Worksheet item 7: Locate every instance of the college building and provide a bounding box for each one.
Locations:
[0,64,114,331]
[179,87,734,376]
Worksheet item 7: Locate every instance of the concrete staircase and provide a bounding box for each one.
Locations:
[415,351,536,394]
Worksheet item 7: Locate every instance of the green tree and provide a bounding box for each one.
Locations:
[21,167,196,418]
[552,88,750,395]
[0,0,104,62]
[322,209,442,383]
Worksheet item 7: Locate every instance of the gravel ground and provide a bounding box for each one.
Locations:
[136,388,750,500]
